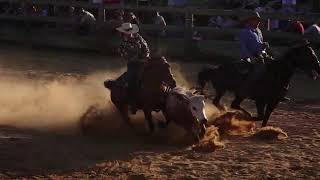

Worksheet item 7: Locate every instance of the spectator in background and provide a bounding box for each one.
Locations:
[104,0,122,5]
[68,6,75,17]
[40,6,48,17]
[154,11,166,37]
[282,0,296,12]
[153,11,167,53]
[286,20,304,35]
[305,21,320,36]
[208,16,238,29]
[168,0,187,7]
[116,9,124,23]
[208,16,219,27]
[77,8,96,35]
[221,16,238,28]
[265,2,282,30]
[125,12,140,24]
[242,0,260,10]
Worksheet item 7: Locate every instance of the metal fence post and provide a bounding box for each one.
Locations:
[184,11,194,56]
[98,5,105,25]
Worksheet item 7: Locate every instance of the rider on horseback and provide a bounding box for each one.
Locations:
[116,22,150,114]
[238,11,289,101]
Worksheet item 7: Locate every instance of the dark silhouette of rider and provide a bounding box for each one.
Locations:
[238,11,289,101]
[238,12,267,97]
[117,23,150,114]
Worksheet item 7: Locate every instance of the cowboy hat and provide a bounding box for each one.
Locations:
[116,23,139,34]
[240,11,261,23]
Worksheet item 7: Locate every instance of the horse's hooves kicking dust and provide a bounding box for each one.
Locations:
[251,126,288,140]
[191,126,225,153]
[209,111,256,136]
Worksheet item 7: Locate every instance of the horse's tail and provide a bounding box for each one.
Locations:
[197,66,219,91]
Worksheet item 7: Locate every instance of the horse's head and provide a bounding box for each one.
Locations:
[289,40,320,80]
[148,56,176,88]
[188,95,208,138]
[104,80,115,89]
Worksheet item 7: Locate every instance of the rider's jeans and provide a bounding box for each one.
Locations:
[127,61,145,104]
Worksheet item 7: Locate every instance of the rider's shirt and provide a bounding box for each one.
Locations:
[240,26,265,59]
[119,33,150,63]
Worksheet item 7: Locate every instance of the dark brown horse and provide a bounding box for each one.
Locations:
[104,57,207,140]
[197,41,320,127]
[104,57,176,133]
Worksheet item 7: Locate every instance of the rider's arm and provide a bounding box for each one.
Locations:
[240,29,266,58]
[239,29,251,59]
[139,35,150,58]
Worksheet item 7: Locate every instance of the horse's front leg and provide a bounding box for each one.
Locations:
[213,88,226,111]
[231,95,252,118]
[143,109,155,133]
[262,101,280,127]
[157,110,171,129]
[253,100,266,121]
[119,105,135,129]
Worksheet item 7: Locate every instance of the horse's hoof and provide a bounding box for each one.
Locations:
[157,121,168,129]
[145,123,155,134]
[251,117,262,121]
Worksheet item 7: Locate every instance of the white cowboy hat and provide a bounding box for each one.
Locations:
[116,23,139,34]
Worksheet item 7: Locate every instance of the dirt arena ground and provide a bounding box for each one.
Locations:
[0,44,320,179]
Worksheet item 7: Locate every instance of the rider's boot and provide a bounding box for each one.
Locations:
[129,101,138,115]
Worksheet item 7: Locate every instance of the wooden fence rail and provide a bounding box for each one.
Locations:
[0,0,320,55]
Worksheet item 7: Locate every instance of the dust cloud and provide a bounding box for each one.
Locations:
[0,60,218,137]
[0,71,120,133]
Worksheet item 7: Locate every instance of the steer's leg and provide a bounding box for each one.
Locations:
[143,109,155,133]
[119,105,135,129]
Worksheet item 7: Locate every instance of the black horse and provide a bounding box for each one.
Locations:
[197,41,320,127]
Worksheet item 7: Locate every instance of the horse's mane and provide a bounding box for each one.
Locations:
[277,40,310,62]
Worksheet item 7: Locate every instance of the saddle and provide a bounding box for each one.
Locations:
[235,52,274,75]
[233,60,253,75]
